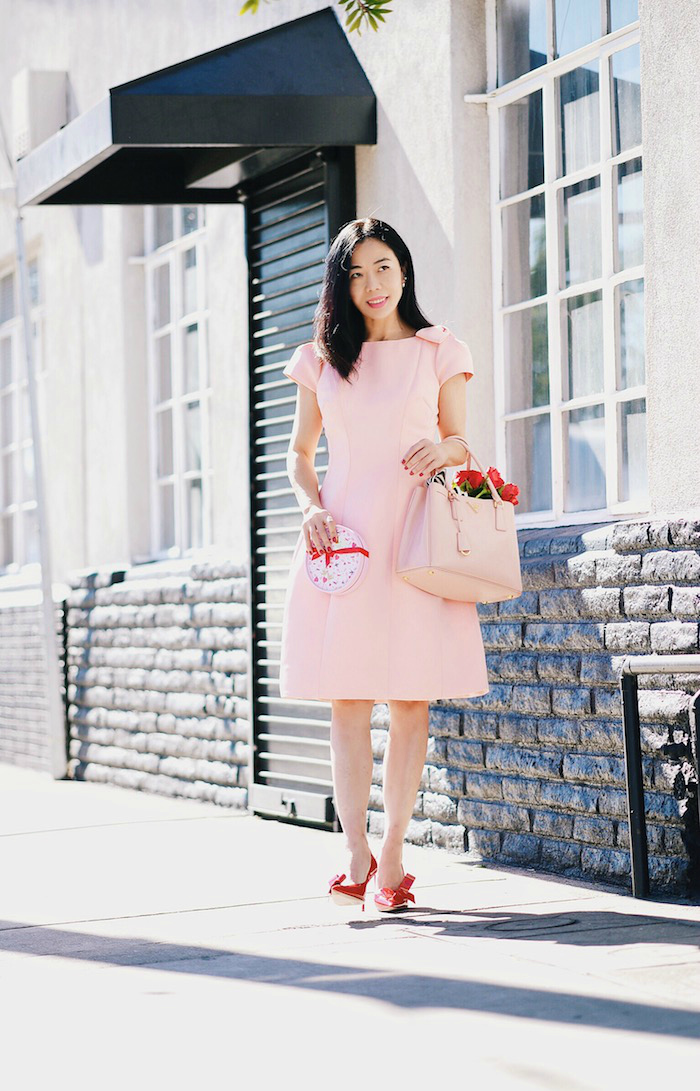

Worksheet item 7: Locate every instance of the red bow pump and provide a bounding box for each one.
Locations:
[328,853,378,912]
[374,873,416,913]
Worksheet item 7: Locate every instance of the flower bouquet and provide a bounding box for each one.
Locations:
[452,465,520,506]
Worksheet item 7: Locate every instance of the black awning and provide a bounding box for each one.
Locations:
[16,7,376,206]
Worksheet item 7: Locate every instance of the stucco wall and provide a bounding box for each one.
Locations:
[0,0,493,582]
[639,0,700,515]
[353,1,494,460]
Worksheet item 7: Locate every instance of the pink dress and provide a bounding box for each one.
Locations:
[278,324,490,701]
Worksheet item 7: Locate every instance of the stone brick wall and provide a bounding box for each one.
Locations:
[367,517,700,896]
[0,589,67,772]
[64,561,251,806]
[4,514,699,898]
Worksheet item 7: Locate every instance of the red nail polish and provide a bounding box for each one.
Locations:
[419,472,423,476]
[410,470,414,475]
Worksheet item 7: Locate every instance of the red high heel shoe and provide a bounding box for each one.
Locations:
[374,872,416,912]
[328,852,378,911]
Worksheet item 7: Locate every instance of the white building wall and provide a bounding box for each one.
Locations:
[2,0,698,581]
[639,0,700,515]
[354,1,495,462]
[2,0,494,582]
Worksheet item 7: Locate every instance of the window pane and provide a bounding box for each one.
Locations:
[1,393,13,445]
[185,478,203,550]
[564,403,606,510]
[506,413,551,513]
[182,207,200,235]
[2,452,14,505]
[22,444,35,501]
[20,386,30,441]
[154,208,174,249]
[562,176,601,286]
[610,0,639,33]
[183,324,199,393]
[0,339,11,388]
[0,274,14,324]
[28,259,40,307]
[1,513,13,565]
[566,290,603,399]
[555,0,601,57]
[183,248,197,315]
[559,63,600,175]
[156,409,173,477]
[502,194,546,304]
[24,507,39,564]
[617,278,645,388]
[153,265,170,329]
[184,401,201,472]
[504,304,549,412]
[156,335,172,402]
[616,157,643,270]
[497,0,548,85]
[612,44,641,154]
[618,397,647,502]
[500,90,544,199]
[159,483,175,551]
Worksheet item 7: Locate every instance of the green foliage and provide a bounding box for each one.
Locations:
[238,1,393,35]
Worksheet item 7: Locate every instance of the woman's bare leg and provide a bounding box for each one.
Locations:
[330,698,375,883]
[378,699,430,890]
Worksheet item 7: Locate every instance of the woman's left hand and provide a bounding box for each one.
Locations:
[401,438,445,478]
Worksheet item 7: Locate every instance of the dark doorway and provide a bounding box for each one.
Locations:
[244,147,355,827]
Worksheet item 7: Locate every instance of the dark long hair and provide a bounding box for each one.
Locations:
[312,217,433,381]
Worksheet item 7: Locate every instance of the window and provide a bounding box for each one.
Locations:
[0,260,42,571]
[492,1,644,521]
[144,207,211,556]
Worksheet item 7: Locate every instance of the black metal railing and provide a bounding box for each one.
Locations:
[620,654,700,898]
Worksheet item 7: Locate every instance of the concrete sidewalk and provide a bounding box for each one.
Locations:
[1,762,699,1091]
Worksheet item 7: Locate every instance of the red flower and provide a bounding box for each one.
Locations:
[462,469,485,490]
[487,466,504,489]
[501,482,519,506]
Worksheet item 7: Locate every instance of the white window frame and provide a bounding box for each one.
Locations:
[480,1,646,528]
[0,256,44,573]
[143,207,212,559]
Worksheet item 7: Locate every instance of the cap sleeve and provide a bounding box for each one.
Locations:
[435,332,475,386]
[283,342,322,394]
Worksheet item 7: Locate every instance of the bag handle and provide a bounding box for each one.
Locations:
[440,434,503,506]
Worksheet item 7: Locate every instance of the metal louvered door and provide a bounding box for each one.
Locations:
[244,148,355,827]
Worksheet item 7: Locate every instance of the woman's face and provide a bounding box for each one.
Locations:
[347,237,405,324]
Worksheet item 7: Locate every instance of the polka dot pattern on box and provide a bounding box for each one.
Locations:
[304,523,369,595]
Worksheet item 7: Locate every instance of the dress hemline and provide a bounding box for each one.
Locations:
[279,688,491,702]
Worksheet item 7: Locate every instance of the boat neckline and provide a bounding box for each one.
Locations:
[361,333,419,344]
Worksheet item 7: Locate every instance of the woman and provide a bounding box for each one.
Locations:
[279,217,489,912]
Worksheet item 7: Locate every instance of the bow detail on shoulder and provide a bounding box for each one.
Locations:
[415,325,451,344]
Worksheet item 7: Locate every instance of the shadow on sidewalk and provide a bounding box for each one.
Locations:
[1,907,699,1037]
[347,906,700,946]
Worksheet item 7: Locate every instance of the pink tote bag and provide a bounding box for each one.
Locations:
[396,436,522,603]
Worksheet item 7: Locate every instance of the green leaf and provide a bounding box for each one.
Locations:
[238,0,259,13]
[368,12,378,30]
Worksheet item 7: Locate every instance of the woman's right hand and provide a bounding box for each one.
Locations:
[302,505,338,554]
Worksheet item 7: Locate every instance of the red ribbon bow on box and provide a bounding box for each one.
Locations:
[308,544,370,567]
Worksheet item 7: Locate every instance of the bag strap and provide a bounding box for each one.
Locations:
[442,434,472,465]
[442,434,504,507]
